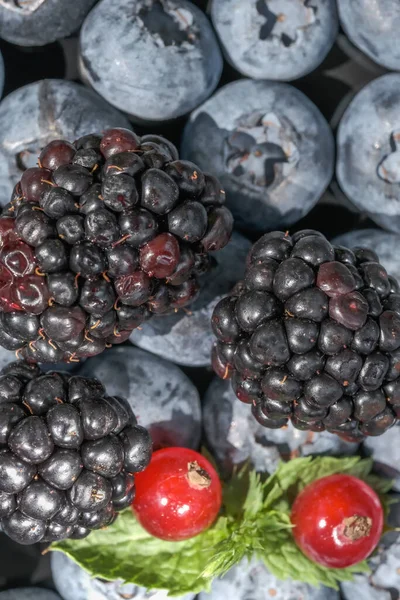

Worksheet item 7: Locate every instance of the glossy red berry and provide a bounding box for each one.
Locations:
[133,447,222,541]
[291,474,383,568]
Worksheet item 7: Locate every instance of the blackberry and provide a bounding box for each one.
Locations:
[212,230,400,439]
[0,128,232,362]
[0,360,152,545]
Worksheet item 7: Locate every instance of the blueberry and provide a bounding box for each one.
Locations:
[0,80,130,205]
[204,377,358,478]
[362,424,400,490]
[182,79,334,231]
[0,0,97,46]
[79,0,222,122]
[336,74,400,233]
[79,345,201,450]
[338,0,400,71]
[198,557,339,600]
[0,50,3,99]
[131,231,251,366]
[51,551,195,600]
[0,590,60,600]
[211,0,338,80]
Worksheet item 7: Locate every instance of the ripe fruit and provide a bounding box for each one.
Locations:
[0,128,232,363]
[133,447,222,541]
[291,474,383,568]
[0,360,152,545]
[211,230,400,439]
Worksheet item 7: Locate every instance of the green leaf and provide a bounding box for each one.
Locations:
[52,455,392,597]
[52,510,229,596]
[258,532,370,590]
[263,456,374,509]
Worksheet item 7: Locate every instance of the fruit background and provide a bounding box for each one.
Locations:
[0,1,399,599]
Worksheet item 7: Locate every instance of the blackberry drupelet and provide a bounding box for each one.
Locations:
[0,128,233,363]
[0,360,152,545]
[211,230,400,440]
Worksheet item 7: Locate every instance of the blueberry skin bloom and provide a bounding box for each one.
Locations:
[0,0,97,47]
[182,79,334,232]
[337,74,400,234]
[338,0,400,71]
[0,51,4,100]
[0,79,130,206]
[79,0,223,123]
[211,0,338,81]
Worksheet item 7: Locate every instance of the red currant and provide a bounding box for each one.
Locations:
[291,474,383,568]
[133,447,222,541]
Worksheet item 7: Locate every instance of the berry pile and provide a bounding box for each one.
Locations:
[211,230,400,440]
[0,128,233,363]
[0,361,152,545]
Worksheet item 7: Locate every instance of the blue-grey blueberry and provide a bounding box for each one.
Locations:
[333,229,400,283]
[0,590,60,600]
[337,74,400,233]
[51,551,195,600]
[203,377,359,477]
[182,79,334,232]
[79,0,223,123]
[362,425,400,492]
[199,557,339,600]
[0,50,4,99]
[211,0,338,81]
[338,0,400,71]
[0,0,97,47]
[0,79,130,206]
[131,231,251,366]
[78,345,202,450]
